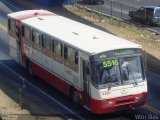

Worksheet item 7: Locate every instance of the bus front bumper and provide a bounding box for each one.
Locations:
[90,92,147,114]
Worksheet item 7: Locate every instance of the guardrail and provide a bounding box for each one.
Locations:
[75,0,160,34]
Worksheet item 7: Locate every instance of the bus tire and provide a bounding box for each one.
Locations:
[71,89,80,106]
[27,60,34,77]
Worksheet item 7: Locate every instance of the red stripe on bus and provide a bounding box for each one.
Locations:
[31,60,71,97]
[16,12,57,21]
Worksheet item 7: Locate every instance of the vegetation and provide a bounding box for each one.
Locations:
[66,6,160,73]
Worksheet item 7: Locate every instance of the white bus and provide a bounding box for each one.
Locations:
[8,10,147,114]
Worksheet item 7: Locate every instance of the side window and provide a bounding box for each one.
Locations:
[64,46,68,59]
[52,40,63,63]
[23,26,31,40]
[41,34,51,57]
[8,19,16,37]
[25,27,31,40]
[75,51,79,65]
[52,39,55,53]
[55,41,63,57]
[42,35,51,50]
[68,47,76,63]
[64,45,79,72]
[10,19,15,31]
[45,36,51,51]
[22,26,31,45]
[32,30,40,50]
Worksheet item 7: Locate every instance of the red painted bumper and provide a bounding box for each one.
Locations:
[90,92,147,114]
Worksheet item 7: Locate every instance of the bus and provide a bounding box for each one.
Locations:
[8,10,147,114]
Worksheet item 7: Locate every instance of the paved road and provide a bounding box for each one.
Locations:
[0,0,160,119]
[109,0,160,8]
[77,0,160,19]
[77,0,160,33]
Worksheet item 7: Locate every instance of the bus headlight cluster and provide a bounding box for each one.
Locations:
[103,101,115,106]
[135,96,145,101]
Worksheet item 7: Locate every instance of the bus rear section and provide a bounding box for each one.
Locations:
[84,48,147,114]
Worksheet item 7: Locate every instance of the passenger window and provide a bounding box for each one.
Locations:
[42,35,51,50]
[8,19,16,37]
[64,46,68,59]
[45,36,51,51]
[52,40,63,63]
[64,45,79,72]
[75,51,79,65]
[32,30,40,50]
[24,26,31,40]
[68,47,75,62]
[55,41,62,56]
[10,19,15,31]
[32,30,36,42]
[41,34,51,57]
[21,26,31,45]
[52,40,55,52]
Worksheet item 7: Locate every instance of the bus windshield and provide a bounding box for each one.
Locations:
[90,49,145,88]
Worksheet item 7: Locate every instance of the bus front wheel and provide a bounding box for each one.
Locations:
[72,90,80,106]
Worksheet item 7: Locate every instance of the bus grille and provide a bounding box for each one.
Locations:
[117,99,133,104]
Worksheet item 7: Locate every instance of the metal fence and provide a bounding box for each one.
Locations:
[75,0,160,34]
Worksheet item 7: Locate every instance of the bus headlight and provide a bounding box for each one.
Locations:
[103,101,115,106]
[135,96,145,101]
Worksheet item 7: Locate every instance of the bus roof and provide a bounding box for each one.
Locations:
[8,10,142,55]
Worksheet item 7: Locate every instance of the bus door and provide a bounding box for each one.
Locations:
[81,58,90,106]
[15,20,23,65]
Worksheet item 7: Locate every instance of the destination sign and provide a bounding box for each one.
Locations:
[90,48,142,63]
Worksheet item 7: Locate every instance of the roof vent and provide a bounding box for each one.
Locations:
[38,18,43,20]
[92,36,98,39]
[72,32,79,35]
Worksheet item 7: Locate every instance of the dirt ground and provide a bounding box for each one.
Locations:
[0,73,64,120]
